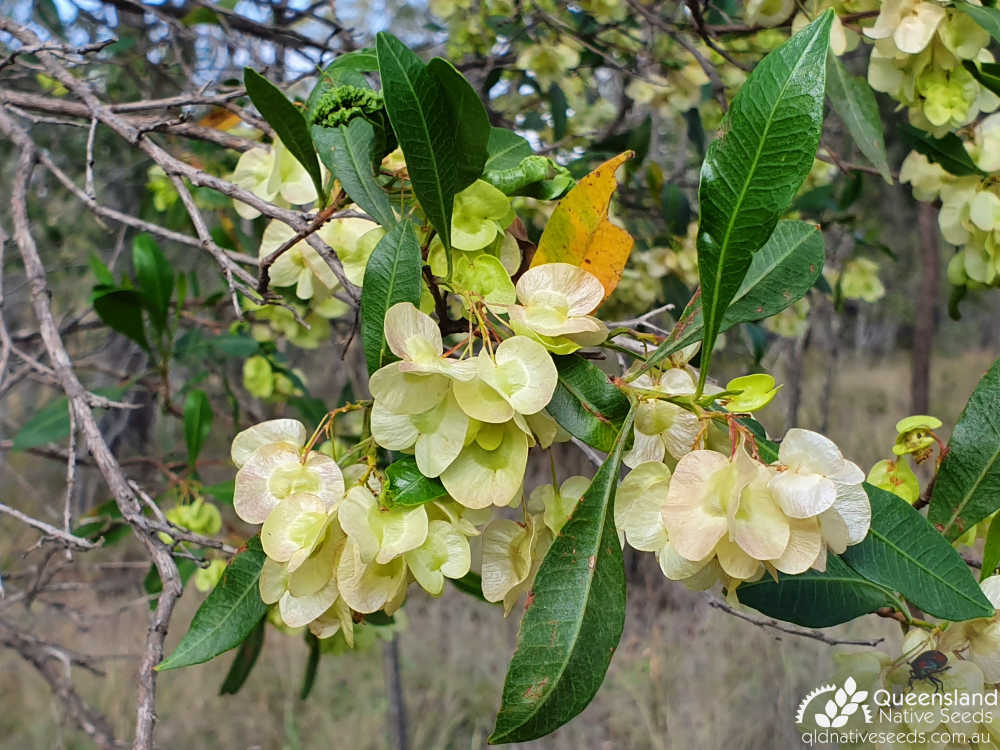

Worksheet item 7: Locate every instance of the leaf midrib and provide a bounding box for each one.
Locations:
[341,122,391,225]
[868,526,990,612]
[702,28,824,344]
[160,562,264,668]
[493,408,633,740]
[379,37,450,248]
[941,436,1000,537]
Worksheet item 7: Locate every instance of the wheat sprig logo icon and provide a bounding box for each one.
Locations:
[795,677,873,728]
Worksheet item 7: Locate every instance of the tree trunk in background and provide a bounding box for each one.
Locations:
[912,203,940,414]
[384,635,409,750]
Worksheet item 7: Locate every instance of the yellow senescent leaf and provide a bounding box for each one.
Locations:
[530,150,634,302]
[199,108,243,131]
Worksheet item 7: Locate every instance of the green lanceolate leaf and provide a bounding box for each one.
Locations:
[983,519,1000,582]
[360,219,423,374]
[963,60,1000,98]
[300,632,321,700]
[484,127,534,172]
[384,456,447,507]
[312,119,397,227]
[900,124,985,177]
[427,58,490,189]
[376,32,458,250]
[826,53,892,183]
[132,233,174,333]
[93,288,149,351]
[219,616,266,695]
[958,2,1000,44]
[642,220,825,372]
[694,10,833,393]
[243,68,326,202]
[737,554,898,627]
[928,358,1000,540]
[450,571,496,604]
[489,405,636,744]
[158,537,269,671]
[546,355,631,453]
[183,389,212,467]
[843,484,993,621]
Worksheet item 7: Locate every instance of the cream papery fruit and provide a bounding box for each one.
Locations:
[623,369,699,468]
[404,519,472,595]
[308,598,355,646]
[528,475,590,535]
[336,537,409,614]
[661,449,758,563]
[258,219,336,300]
[614,461,671,553]
[337,485,429,565]
[481,514,552,615]
[440,420,529,508]
[231,418,308,468]
[506,263,607,339]
[260,492,335,571]
[259,524,344,627]
[383,302,478,381]
[769,429,870,554]
[899,151,953,202]
[865,0,945,55]
[322,218,383,286]
[452,337,558,423]
[370,391,470,477]
[939,575,1000,682]
[230,138,317,219]
[234,438,344,525]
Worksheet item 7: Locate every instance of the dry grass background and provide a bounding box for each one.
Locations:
[2,348,997,750]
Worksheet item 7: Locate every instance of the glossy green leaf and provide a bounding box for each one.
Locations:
[360,218,423,374]
[484,127,534,172]
[958,2,1000,44]
[158,537,269,671]
[642,220,824,372]
[928,358,1000,540]
[93,288,149,351]
[547,355,631,453]
[427,57,490,189]
[132,233,174,333]
[376,32,457,250]
[900,124,985,177]
[694,10,833,393]
[843,484,993,620]
[183,389,213,467]
[450,571,496,604]
[384,456,447,507]
[312,119,396,227]
[826,53,891,184]
[219,617,266,695]
[243,68,325,202]
[963,60,1000,98]
[300,632,321,700]
[489,406,635,744]
[982,518,1000,582]
[737,554,897,627]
